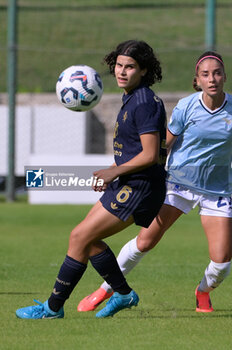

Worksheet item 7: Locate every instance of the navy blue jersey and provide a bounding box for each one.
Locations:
[113,84,166,180]
[100,85,167,227]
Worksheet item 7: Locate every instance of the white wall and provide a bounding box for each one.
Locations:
[0,105,86,176]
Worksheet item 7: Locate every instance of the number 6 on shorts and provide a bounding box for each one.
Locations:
[116,185,133,203]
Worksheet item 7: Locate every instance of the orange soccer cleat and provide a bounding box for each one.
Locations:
[195,285,214,313]
[77,288,113,312]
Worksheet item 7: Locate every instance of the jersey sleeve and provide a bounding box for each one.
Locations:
[168,104,186,136]
[134,99,165,135]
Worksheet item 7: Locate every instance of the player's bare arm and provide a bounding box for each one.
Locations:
[94,132,160,186]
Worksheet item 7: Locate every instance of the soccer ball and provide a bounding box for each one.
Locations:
[56,65,103,111]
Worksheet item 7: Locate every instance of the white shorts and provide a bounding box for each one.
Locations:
[164,183,232,218]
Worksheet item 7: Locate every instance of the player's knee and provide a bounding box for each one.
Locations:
[137,237,154,252]
[70,224,87,246]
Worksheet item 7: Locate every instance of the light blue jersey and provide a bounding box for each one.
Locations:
[167,92,232,196]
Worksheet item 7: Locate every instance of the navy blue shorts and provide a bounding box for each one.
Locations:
[100,176,166,228]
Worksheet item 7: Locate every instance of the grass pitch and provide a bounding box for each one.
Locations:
[1,1,232,93]
[1,201,232,350]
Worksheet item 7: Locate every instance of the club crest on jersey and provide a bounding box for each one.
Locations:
[223,117,232,125]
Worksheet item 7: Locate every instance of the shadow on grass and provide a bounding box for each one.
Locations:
[74,310,232,321]
[72,307,232,320]
[0,194,28,203]
[134,308,232,319]
[0,292,43,295]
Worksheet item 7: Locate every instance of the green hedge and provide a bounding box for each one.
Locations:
[1,1,232,93]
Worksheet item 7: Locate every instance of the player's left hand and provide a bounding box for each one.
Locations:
[92,183,108,192]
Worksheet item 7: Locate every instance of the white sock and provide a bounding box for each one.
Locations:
[100,236,147,293]
[198,260,231,293]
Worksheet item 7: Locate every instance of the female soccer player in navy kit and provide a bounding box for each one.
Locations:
[16,40,166,319]
[78,51,232,313]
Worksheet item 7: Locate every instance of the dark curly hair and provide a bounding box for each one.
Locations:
[104,40,162,87]
[193,51,224,91]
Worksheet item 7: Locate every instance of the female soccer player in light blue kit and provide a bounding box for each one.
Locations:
[78,51,232,313]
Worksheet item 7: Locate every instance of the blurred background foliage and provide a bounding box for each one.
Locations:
[1,0,232,93]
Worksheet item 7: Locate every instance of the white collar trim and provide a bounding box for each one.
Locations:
[199,91,228,113]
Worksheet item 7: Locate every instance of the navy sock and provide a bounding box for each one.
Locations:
[89,247,132,295]
[48,255,87,312]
